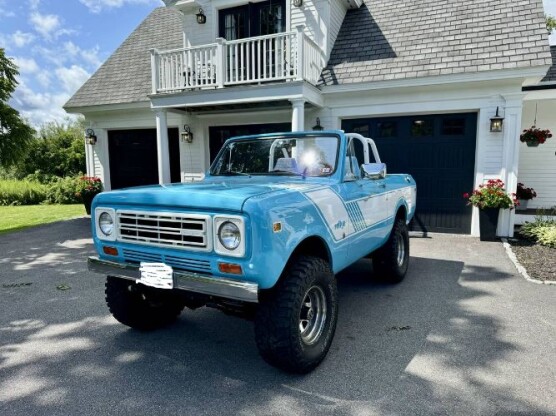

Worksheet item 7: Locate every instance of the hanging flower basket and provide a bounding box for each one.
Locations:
[520,126,552,147]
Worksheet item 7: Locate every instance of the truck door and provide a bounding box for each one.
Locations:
[336,142,390,261]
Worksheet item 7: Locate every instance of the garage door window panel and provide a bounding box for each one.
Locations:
[442,118,466,136]
[377,121,397,138]
[410,119,434,137]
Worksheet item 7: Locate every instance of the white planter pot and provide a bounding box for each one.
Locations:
[516,199,529,211]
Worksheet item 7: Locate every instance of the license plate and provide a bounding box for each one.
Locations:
[138,262,174,289]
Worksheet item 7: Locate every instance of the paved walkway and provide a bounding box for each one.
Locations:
[0,218,554,415]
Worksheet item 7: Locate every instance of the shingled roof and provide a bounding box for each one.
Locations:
[64,7,182,109]
[542,46,556,82]
[320,0,552,86]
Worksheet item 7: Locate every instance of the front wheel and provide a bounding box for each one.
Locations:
[373,218,410,283]
[105,276,185,331]
[254,256,338,374]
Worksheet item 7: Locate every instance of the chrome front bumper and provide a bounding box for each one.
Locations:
[87,257,258,303]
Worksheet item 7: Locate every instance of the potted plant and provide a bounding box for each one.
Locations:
[76,176,103,215]
[520,126,552,147]
[515,182,537,211]
[463,179,517,241]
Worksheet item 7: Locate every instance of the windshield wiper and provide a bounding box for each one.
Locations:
[216,171,251,176]
[268,170,304,176]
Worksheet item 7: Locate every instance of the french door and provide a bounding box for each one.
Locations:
[219,0,286,40]
[219,0,287,81]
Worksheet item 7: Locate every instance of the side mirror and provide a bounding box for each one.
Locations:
[361,163,387,179]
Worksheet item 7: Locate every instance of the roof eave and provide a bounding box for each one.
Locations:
[63,100,151,115]
[320,65,552,94]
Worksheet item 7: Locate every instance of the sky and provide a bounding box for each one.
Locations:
[1,0,556,127]
[0,0,164,127]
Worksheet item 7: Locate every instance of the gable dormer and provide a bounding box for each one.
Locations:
[163,0,357,63]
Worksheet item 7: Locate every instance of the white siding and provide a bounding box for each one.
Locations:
[180,125,205,174]
[93,148,103,179]
[328,0,347,56]
[291,0,322,46]
[518,100,556,209]
[290,0,346,56]
[183,0,213,46]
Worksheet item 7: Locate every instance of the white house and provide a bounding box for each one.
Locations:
[64,0,553,237]
[519,45,556,221]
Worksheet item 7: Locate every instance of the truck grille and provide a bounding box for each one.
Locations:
[117,210,211,251]
[122,249,212,274]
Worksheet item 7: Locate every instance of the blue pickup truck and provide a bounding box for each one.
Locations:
[88,130,416,373]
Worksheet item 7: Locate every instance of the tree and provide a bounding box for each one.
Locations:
[547,14,556,34]
[16,118,86,180]
[0,48,35,167]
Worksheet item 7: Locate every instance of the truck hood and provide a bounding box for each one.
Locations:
[93,178,325,212]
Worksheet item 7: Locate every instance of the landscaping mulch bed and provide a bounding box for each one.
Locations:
[508,237,556,282]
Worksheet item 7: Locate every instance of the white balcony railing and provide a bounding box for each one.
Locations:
[150,27,325,94]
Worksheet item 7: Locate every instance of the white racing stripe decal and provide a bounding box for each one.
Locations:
[346,201,367,232]
[304,189,354,240]
[303,185,414,241]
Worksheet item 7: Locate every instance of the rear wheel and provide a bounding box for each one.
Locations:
[373,218,409,283]
[254,256,338,373]
[105,276,185,331]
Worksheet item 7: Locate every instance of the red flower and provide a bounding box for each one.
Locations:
[463,192,470,198]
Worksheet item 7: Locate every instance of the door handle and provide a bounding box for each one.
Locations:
[377,182,386,188]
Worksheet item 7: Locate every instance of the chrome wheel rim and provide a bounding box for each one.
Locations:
[299,286,327,345]
[395,233,406,267]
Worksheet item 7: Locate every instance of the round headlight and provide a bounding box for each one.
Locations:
[218,221,240,250]
[99,212,114,236]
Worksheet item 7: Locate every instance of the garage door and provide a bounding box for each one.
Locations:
[108,128,180,190]
[342,113,477,234]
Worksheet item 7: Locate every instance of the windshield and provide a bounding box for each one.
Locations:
[210,135,340,177]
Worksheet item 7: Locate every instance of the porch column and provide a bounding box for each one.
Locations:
[290,98,305,131]
[499,93,525,238]
[155,109,171,184]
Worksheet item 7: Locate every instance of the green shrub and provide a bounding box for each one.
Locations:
[0,180,47,206]
[537,226,556,248]
[45,177,81,204]
[24,171,59,184]
[520,215,556,248]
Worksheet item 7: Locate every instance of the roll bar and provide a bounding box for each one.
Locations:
[345,133,381,164]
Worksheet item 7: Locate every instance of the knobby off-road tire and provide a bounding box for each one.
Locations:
[105,276,185,331]
[254,256,338,374]
[373,218,410,283]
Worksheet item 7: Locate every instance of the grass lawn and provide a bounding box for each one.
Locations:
[0,205,86,235]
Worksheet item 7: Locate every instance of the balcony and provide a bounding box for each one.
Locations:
[150,28,325,95]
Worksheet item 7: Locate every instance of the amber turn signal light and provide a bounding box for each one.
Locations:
[218,263,242,275]
[102,246,119,256]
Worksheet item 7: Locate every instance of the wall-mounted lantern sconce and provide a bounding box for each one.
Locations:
[85,128,97,145]
[490,107,504,133]
[293,0,303,7]
[181,125,193,143]
[312,117,324,131]
[196,8,206,24]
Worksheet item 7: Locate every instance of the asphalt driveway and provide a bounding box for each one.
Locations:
[0,218,554,415]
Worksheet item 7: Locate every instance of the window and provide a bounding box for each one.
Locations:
[219,0,286,40]
[410,119,434,137]
[442,118,466,136]
[223,9,247,40]
[377,121,397,138]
